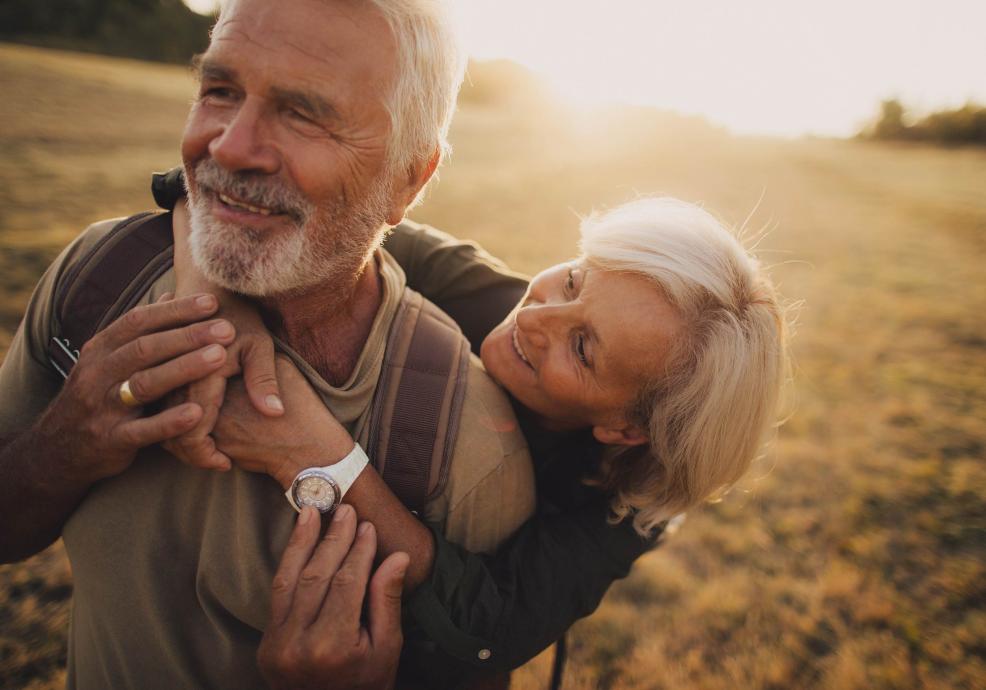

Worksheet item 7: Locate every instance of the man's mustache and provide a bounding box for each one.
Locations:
[191,159,311,224]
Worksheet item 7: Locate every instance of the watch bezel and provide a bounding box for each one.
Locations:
[290,468,342,514]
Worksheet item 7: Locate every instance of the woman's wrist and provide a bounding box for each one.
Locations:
[273,437,358,490]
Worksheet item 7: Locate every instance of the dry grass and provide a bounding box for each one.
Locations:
[1,42,984,690]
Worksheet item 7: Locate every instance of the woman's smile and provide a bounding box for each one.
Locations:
[481,261,683,437]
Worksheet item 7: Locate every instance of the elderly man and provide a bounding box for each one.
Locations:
[0,0,534,688]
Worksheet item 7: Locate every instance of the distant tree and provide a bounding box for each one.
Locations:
[863,99,986,147]
[873,99,908,140]
[0,0,213,64]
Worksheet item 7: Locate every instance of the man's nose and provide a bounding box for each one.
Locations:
[208,98,279,174]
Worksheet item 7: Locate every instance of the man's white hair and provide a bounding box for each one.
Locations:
[214,0,466,204]
[367,0,465,203]
[580,198,790,536]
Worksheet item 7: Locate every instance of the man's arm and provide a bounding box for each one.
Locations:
[0,294,236,563]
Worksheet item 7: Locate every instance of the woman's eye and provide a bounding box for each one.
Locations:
[565,270,575,292]
[575,334,589,367]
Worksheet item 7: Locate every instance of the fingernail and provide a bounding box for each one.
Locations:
[299,506,314,525]
[265,395,284,413]
[210,320,234,338]
[196,294,217,309]
[358,521,372,536]
[202,344,224,362]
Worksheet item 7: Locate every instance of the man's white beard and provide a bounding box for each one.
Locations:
[184,159,391,297]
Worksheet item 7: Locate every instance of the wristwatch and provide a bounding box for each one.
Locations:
[285,444,369,514]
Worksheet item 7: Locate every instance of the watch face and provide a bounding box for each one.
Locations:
[293,471,341,513]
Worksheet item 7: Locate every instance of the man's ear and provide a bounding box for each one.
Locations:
[385,147,441,226]
[592,421,649,447]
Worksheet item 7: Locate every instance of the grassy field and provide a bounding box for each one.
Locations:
[1,42,984,690]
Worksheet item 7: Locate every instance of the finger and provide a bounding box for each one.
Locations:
[98,293,219,351]
[367,551,409,652]
[107,319,235,379]
[289,504,358,628]
[116,344,227,406]
[170,375,231,471]
[112,402,202,448]
[242,337,284,417]
[269,507,322,628]
[314,519,377,638]
[156,292,175,303]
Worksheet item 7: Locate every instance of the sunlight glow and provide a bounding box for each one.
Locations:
[455,0,986,137]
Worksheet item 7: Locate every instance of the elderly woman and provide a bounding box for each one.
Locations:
[162,183,787,687]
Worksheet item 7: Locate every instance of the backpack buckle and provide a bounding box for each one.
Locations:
[49,336,80,380]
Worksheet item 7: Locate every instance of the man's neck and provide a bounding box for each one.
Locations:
[259,257,383,386]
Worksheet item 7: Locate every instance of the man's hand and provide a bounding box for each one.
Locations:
[258,506,408,690]
[39,293,235,482]
[209,357,356,488]
[162,295,283,471]
[164,198,285,471]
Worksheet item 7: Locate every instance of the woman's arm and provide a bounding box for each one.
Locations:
[154,168,665,680]
[382,221,529,355]
[401,497,664,682]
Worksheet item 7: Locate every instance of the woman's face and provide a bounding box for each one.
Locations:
[480,260,684,443]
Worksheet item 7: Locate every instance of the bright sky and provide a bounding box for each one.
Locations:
[185,0,986,137]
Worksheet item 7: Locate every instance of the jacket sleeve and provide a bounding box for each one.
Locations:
[382,221,529,355]
[400,500,664,683]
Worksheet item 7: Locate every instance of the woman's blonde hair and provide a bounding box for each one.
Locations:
[579,197,789,536]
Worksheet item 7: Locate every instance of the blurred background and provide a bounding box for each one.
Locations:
[1,1,984,688]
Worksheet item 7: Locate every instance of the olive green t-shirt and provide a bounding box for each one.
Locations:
[0,218,535,690]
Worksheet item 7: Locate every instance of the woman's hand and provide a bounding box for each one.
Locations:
[258,505,408,690]
[211,357,358,488]
[164,199,285,471]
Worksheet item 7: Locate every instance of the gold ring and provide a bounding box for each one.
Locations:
[118,380,141,408]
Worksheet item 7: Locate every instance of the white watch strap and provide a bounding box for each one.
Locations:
[284,443,370,512]
[331,443,369,496]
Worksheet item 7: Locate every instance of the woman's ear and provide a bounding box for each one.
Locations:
[385,147,441,226]
[592,421,649,447]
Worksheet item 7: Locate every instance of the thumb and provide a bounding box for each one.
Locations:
[368,551,409,650]
[241,337,284,416]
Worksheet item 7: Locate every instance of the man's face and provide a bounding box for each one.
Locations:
[181,0,400,296]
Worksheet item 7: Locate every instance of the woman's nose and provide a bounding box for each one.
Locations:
[208,99,279,174]
[515,303,563,350]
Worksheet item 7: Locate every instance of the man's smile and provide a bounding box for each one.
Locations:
[218,192,274,216]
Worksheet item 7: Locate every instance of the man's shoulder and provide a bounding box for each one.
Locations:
[61,217,131,271]
[423,353,535,553]
[458,353,528,459]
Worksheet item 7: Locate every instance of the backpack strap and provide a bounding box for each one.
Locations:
[48,211,174,378]
[366,289,471,515]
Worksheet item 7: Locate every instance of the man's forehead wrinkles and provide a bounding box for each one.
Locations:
[282,39,346,69]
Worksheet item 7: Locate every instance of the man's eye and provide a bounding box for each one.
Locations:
[289,108,314,123]
[565,269,575,292]
[200,86,235,102]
